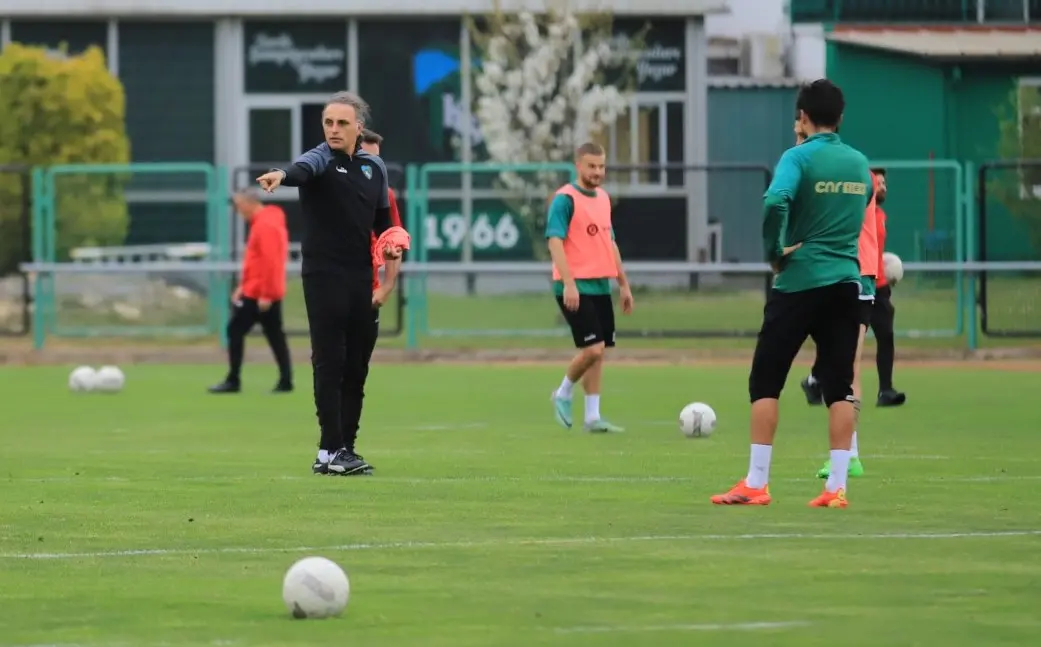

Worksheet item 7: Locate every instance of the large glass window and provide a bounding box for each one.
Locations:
[249,109,293,164]
[244,22,347,94]
[597,99,685,189]
[9,21,107,59]
[119,22,215,164]
[357,19,464,164]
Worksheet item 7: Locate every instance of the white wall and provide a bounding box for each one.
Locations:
[790,23,826,81]
[705,0,787,37]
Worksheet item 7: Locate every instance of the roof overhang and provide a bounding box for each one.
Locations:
[0,0,730,18]
[827,26,1041,61]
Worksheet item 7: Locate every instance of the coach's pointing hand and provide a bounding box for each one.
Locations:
[257,171,285,193]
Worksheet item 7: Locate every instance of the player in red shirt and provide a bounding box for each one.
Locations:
[335,129,404,473]
[869,169,906,407]
[209,190,292,394]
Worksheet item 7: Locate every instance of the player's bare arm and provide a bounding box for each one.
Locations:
[612,241,633,315]
[373,257,401,307]
[547,237,579,311]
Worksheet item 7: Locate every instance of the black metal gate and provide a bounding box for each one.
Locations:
[606,162,773,339]
[977,160,1041,337]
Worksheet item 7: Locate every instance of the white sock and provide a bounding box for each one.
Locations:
[825,449,851,492]
[807,374,817,386]
[585,394,600,423]
[850,431,859,459]
[317,449,330,464]
[745,444,773,489]
[556,376,574,399]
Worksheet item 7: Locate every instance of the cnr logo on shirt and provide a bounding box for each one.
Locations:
[814,181,867,195]
[586,224,600,236]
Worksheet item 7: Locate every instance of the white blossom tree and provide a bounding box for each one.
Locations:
[466,3,646,259]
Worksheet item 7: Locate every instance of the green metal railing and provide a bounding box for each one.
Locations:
[31,163,230,348]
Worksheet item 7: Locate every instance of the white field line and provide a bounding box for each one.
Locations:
[553,620,812,634]
[2,529,1039,562]
[8,474,1041,485]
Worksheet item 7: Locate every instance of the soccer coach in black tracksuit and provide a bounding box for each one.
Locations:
[256,91,401,477]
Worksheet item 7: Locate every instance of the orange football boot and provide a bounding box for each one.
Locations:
[808,488,848,508]
[710,480,771,505]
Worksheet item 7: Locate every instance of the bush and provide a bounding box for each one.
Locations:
[0,43,130,274]
[991,86,1041,255]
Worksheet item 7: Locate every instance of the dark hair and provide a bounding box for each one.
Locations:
[360,129,383,146]
[575,142,605,158]
[871,167,886,177]
[796,79,845,130]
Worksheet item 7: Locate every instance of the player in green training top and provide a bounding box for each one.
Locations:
[711,79,871,510]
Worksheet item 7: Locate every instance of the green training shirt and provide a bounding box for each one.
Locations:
[545,183,616,296]
[763,132,872,293]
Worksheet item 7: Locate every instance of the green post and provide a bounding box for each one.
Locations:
[30,167,47,350]
[404,163,419,350]
[964,161,978,352]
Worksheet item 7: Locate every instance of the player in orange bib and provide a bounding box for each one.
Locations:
[547,142,634,433]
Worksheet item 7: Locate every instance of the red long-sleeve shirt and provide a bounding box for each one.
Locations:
[875,205,888,288]
[240,205,288,301]
[372,186,404,290]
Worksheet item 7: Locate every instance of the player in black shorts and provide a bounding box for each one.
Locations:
[546,143,633,433]
[711,80,870,508]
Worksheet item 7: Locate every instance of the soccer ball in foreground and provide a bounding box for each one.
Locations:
[94,366,125,393]
[282,556,350,619]
[68,366,98,392]
[883,252,904,286]
[679,402,717,438]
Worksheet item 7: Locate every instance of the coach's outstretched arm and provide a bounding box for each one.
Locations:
[763,148,804,272]
[256,145,332,191]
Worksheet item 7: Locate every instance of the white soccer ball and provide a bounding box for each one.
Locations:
[94,365,125,393]
[282,556,351,620]
[883,252,904,286]
[679,402,717,438]
[68,366,98,392]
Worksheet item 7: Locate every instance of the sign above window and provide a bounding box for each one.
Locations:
[244,22,347,94]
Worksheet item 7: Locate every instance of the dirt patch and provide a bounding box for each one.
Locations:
[2,336,1041,370]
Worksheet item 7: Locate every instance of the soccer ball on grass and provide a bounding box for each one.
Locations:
[883,252,903,286]
[679,402,717,438]
[94,366,125,393]
[282,556,351,619]
[68,366,98,392]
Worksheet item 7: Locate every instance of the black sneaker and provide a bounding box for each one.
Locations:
[877,388,907,407]
[208,381,241,394]
[799,377,824,406]
[272,381,293,393]
[327,449,372,476]
[312,458,329,475]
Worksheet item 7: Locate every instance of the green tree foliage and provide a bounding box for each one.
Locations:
[0,43,130,274]
[991,84,1041,254]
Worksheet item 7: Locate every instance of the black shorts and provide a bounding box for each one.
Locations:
[749,281,861,407]
[556,294,616,348]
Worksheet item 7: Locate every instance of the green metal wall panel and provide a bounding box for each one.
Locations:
[707,86,798,262]
[829,43,1041,261]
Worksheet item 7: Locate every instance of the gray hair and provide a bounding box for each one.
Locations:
[326,91,370,126]
[234,188,263,203]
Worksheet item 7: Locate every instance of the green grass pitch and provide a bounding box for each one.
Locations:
[2,362,1040,646]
